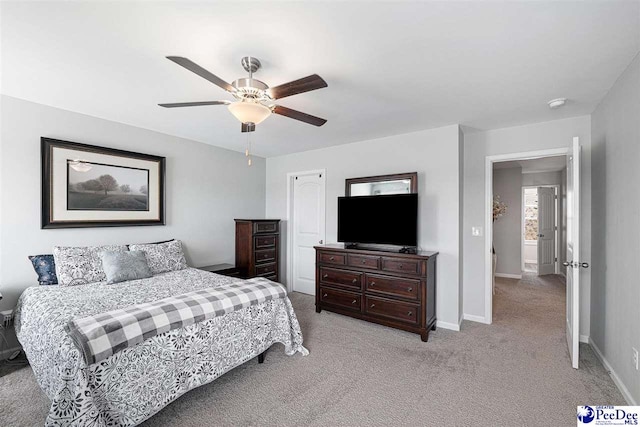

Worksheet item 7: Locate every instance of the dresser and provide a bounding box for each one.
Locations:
[235,219,280,282]
[315,244,438,341]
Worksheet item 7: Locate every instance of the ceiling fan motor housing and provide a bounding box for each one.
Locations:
[232,78,270,101]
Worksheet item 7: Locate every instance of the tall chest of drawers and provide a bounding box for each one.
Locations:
[235,219,280,282]
[315,244,438,342]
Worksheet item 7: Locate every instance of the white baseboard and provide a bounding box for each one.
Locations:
[524,259,536,264]
[579,334,589,344]
[463,313,491,324]
[437,319,461,332]
[495,273,522,280]
[589,338,637,405]
[0,346,21,361]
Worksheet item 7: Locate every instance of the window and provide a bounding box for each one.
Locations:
[524,189,538,241]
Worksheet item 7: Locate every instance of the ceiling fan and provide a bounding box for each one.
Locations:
[159,56,327,132]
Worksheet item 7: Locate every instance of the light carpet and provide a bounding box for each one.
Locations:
[0,275,625,426]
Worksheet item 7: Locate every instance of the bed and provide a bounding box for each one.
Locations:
[15,267,308,426]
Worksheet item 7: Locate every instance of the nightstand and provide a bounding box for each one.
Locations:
[198,263,242,278]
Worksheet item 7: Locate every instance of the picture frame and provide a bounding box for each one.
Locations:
[41,137,166,229]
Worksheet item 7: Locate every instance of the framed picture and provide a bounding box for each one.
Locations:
[41,137,165,228]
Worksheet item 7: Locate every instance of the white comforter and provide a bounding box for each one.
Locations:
[15,268,307,426]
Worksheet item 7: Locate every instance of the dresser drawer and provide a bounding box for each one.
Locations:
[381,257,421,275]
[254,221,279,234]
[255,248,276,264]
[255,262,276,276]
[365,273,420,301]
[347,254,380,270]
[364,295,420,325]
[263,273,277,281]
[319,251,346,266]
[319,267,362,290]
[255,235,276,249]
[320,287,361,312]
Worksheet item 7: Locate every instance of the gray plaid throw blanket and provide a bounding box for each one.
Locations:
[65,277,287,365]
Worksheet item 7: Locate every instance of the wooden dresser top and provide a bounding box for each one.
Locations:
[314,243,438,259]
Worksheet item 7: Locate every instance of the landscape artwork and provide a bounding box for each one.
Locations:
[42,137,165,228]
[67,162,149,211]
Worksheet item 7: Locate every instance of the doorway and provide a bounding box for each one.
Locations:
[521,185,561,276]
[286,169,326,295]
[485,142,583,368]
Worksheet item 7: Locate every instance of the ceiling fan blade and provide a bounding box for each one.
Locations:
[267,74,327,100]
[272,105,327,126]
[158,101,230,108]
[166,56,235,93]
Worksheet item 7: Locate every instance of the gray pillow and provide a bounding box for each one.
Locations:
[128,240,188,275]
[101,251,152,284]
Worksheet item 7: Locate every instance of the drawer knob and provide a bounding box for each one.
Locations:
[352,278,358,283]
[399,264,403,269]
[361,259,366,264]
[323,274,328,279]
[407,287,413,292]
[407,311,413,316]
[370,282,375,287]
[352,299,357,304]
[323,293,327,297]
[370,303,375,308]
[329,256,335,261]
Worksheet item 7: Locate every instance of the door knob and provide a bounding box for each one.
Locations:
[562,261,571,267]
[580,262,589,268]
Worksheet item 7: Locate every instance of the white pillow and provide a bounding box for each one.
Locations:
[53,244,128,286]
[128,239,188,275]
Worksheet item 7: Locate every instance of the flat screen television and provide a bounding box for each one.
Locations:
[337,193,418,247]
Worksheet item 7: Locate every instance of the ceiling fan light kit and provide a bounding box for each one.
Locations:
[228,101,271,125]
[159,55,328,133]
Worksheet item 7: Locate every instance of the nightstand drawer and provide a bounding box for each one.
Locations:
[254,221,279,234]
[255,248,276,264]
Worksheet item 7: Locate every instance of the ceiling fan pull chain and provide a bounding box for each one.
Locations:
[246,131,252,166]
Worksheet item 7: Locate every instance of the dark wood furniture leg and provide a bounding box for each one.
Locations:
[420,330,430,342]
[258,352,265,364]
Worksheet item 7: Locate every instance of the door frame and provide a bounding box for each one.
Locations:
[485,148,568,324]
[520,184,561,275]
[286,169,326,293]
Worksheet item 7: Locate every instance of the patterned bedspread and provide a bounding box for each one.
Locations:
[14,268,308,426]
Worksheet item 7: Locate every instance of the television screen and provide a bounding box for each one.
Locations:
[337,193,418,247]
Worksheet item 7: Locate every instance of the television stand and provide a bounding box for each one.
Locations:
[314,244,438,342]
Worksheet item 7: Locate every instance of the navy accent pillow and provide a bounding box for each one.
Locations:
[28,254,58,286]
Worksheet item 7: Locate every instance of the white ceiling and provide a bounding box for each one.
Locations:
[2,1,639,157]
[494,155,567,173]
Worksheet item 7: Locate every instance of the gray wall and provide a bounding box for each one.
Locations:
[590,53,640,404]
[462,116,592,337]
[492,167,522,276]
[522,171,562,186]
[265,125,463,329]
[0,96,266,326]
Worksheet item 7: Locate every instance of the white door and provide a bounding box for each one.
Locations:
[537,187,556,275]
[565,137,581,369]
[292,173,326,295]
